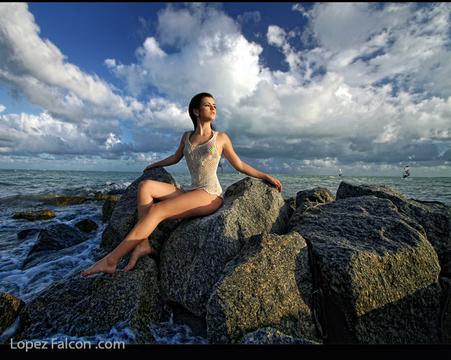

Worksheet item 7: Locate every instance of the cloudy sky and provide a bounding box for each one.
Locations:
[0,3,450,176]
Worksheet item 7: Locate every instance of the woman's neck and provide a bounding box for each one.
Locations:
[195,122,213,136]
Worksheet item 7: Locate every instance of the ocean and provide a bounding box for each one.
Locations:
[1,168,450,344]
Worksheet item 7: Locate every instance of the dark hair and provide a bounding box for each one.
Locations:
[188,92,216,131]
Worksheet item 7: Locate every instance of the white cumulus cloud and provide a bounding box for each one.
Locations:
[0,3,133,122]
[107,4,263,106]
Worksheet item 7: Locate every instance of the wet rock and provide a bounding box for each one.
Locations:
[40,196,89,206]
[13,209,55,221]
[75,219,98,233]
[94,193,121,202]
[0,292,24,334]
[17,228,39,240]
[16,256,161,343]
[30,224,86,253]
[23,224,86,268]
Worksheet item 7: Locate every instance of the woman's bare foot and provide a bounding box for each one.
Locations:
[81,255,117,276]
[123,240,155,272]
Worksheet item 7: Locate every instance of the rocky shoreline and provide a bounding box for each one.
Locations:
[1,167,450,344]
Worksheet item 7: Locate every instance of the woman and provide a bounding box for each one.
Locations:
[81,92,282,276]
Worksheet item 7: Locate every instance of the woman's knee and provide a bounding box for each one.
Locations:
[148,202,168,221]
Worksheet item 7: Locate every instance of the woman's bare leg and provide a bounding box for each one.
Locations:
[124,180,183,271]
[81,180,184,276]
[123,207,155,272]
[81,188,222,276]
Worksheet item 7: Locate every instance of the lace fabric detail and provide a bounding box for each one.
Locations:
[182,130,223,198]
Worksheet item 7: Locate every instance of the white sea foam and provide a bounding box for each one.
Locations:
[0,225,103,302]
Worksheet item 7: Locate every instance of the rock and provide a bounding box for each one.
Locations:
[441,277,451,343]
[23,224,86,268]
[206,232,319,344]
[287,187,335,232]
[0,292,24,334]
[240,327,320,344]
[75,219,98,233]
[29,224,86,253]
[107,189,125,195]
[101,168,180,252]
[296,187,335,211]
[291,195,442,344]
[160,177,291,317]
[147,219,182,256]
[102,197,119,223]
[17,228,39,240]
[169,303,207,339]
[13,210,55,221]
[39,196,89,206]
[284,196,296,219]
[336,181,451,276]
[94,193,121,202]
[16,256,161,342]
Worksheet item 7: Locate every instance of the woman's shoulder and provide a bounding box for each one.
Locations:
[216,131,231,148]
[216,131,229,139]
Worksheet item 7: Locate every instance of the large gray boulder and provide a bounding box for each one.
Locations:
[336,181,451,276]
[16,257,161,343]
[206,232,319,344]
[101,168,181,253]
[160,177,291,317]
[291,195,442,344]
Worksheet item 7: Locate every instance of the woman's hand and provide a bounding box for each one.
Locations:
[264,174,282,193]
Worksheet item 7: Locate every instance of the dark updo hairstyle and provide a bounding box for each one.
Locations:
[188,92,216,131]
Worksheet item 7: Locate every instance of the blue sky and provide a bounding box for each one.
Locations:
[0,3,450,176]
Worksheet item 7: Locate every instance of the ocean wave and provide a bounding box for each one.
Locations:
[0,228,103,303]
[0,181,15,187]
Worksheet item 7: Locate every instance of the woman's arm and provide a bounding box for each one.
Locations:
[221,132,282,192]
[144,132,186,171]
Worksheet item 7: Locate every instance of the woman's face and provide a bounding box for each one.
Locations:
[197,97,216,122]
